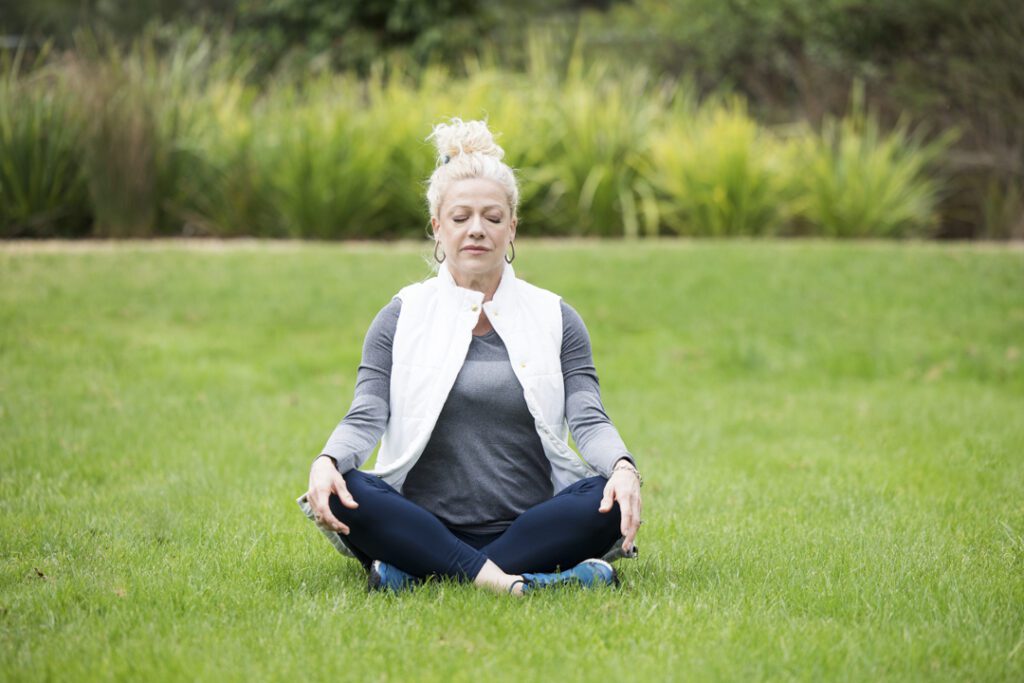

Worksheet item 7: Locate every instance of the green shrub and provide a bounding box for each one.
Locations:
[66,32,223,237]
[979,175,1024,240]
[787,91,953,238]
[643,99,787,236]
[600,0,1023,239]
[171,78,275,237]
[0,50,90,238]
[0,29,963,241]
[360,62,453,237]
[253,74,412,239]
[535,57,674,237]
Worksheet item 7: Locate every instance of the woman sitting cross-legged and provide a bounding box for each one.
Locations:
[302,118,643,595]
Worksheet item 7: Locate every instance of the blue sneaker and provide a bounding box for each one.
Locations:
[516,558,619,594]
[368,560,421,593]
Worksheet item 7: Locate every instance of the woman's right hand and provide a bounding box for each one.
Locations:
[307,455,359,535]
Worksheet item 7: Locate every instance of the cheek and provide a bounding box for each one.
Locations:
[440,228,463,252]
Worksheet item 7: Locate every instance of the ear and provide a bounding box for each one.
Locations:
[509,216,517,241]
[430,215,440,238]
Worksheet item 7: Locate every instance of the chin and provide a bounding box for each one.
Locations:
[453,260,503,277]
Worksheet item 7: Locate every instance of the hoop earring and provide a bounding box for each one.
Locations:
[505,241,516,264]
[434,241,446,264]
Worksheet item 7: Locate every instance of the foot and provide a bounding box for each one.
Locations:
[515,558,619,594]
[368,560,421,593]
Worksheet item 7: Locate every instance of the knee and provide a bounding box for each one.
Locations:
[561,475,609,498]
[594,501,622,535]
[559,477,618,522]
[326,470,380,522]
[577,480,622,535]
[341,469,375,494]
[326,492,357,522]
[595,485,625,536]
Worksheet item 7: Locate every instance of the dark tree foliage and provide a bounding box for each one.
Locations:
[1,0,617,75]
[1,0,234,40]
[599,0,1024,237]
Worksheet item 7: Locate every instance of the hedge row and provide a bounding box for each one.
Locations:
[1,37,950,239]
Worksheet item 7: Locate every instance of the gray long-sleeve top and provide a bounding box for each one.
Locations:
[320,298,634,533]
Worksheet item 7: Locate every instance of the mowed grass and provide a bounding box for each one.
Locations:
[1,239,1022,681]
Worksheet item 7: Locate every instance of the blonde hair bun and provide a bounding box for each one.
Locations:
[428,117,505,165]
[424,117,519,222]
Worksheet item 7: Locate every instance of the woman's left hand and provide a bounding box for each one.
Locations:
[598,459,643,553]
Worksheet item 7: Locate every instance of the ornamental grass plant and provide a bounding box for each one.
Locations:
[257,74,398,239]
[0,31,955,240]
[0,49,90,238]
[172,76,270,238]
[63,31,243,238]
[642,99,788,237]
[785,89,955,238]
[529,56,675,238]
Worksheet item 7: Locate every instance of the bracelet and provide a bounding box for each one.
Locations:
[612,462,643,488]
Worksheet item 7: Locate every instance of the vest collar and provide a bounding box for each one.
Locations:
[437,261,517,309]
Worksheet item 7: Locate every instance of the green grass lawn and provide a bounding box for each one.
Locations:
[1,239,1022,681]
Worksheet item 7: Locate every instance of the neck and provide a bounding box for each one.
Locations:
[450,269,503,302]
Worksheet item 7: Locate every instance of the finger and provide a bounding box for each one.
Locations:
[625,495,642,552]
[620,505,639,547]
[315,502,350,535]
[598,484,615,513]
[309,488,350,534]
[620,505,635,540]
[334,477,359,509]
[619,500,639,544]
[323,511,352,532]
[623,525,637,552]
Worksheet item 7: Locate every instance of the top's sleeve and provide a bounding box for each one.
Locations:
[560,300,636,477]
[316,298,401,473]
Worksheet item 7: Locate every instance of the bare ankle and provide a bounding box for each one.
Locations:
[472,559,525,595]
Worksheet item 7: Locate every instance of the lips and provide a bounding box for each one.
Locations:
[461,246,490,253]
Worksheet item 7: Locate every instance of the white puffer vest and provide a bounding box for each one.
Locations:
[370,261,597,493]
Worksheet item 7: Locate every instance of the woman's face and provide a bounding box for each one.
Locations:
[431,177,517,286]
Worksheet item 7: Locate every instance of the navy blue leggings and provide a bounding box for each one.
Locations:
[327,470,622,580]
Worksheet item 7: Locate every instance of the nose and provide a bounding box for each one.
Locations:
[467,216,485,238]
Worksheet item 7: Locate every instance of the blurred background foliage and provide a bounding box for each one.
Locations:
[0,0,1021,239]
